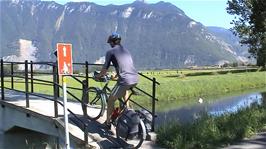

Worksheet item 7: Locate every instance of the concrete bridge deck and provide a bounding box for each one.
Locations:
[0,90,159,149]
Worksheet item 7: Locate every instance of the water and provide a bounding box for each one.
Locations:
[208,93,263,116]
[156,89,266,127]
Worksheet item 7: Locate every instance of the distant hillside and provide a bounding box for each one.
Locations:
[0,0,246,69]
[207,26,249,58]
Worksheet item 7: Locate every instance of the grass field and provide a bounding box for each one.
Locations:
[155,71,266,99]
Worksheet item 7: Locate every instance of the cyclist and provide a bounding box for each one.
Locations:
[96,32,139,129]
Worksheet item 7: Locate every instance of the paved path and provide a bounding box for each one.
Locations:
[222,132,266,149]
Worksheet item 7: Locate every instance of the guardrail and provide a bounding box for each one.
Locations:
[0,59,160,144]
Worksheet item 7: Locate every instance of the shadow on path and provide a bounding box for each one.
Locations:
[69,115,134,149]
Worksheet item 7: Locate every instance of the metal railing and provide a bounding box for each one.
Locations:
[0,59,160,143]
[0,59,89,144]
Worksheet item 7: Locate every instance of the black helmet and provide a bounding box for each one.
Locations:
[107,32,121,44]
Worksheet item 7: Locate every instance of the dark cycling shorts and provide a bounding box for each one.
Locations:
[110,83,137,98]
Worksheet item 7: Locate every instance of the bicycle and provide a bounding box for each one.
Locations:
[85,71,147,148]
[83,73,110,120]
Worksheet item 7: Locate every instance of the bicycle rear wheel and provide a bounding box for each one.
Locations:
[86,87,106,120]
[116,119,146,149]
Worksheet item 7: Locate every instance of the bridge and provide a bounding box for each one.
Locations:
[0,59,160,148]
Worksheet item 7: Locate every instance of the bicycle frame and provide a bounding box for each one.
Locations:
[91,74,147,148]
[96,77,135,111]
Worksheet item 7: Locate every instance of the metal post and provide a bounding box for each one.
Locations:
[84,125,88,145]
[151,78,156,132]
[53,65,58,118]
[85,61,89,103]
[1,59,4,100]
[25,60,29,108]
[57,66,60,98]
[85,61,89,86]
[82,80,88,117]
[30,61,34,93]
[11,62,14,89]
[62,76,70,149]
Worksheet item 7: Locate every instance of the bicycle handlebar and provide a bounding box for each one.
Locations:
[92,71,111,82]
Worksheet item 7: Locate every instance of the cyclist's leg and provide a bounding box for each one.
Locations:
[123,84,137,108]
[123,90,130,108]
[106,94,116,124]
[106,83,127,123]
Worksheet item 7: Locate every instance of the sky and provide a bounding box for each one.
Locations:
[49,0,235,29]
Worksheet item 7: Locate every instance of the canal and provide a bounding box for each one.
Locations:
[156,87,266,127]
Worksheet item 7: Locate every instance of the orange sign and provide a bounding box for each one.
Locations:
[57,43,73,75]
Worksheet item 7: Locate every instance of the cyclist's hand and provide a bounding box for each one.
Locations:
[94,74,101,81]
[111,72,118,81]
[111,74,118,81]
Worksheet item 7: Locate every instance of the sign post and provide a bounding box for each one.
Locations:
[57,43,73,149]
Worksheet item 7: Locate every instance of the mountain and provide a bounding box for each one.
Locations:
[0,0,246,69]
[207,26,249,62]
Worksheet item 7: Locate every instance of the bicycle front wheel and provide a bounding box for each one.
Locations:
[86,87,106,120]
[116,119,146,149]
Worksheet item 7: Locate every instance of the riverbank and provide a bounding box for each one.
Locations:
[156,100,266,149]
[147,71,266,101]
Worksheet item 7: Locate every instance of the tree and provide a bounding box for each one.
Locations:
[227,0,266,67]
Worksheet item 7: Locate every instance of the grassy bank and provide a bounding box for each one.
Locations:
[154,71,266,101]
[156,100,266,149]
